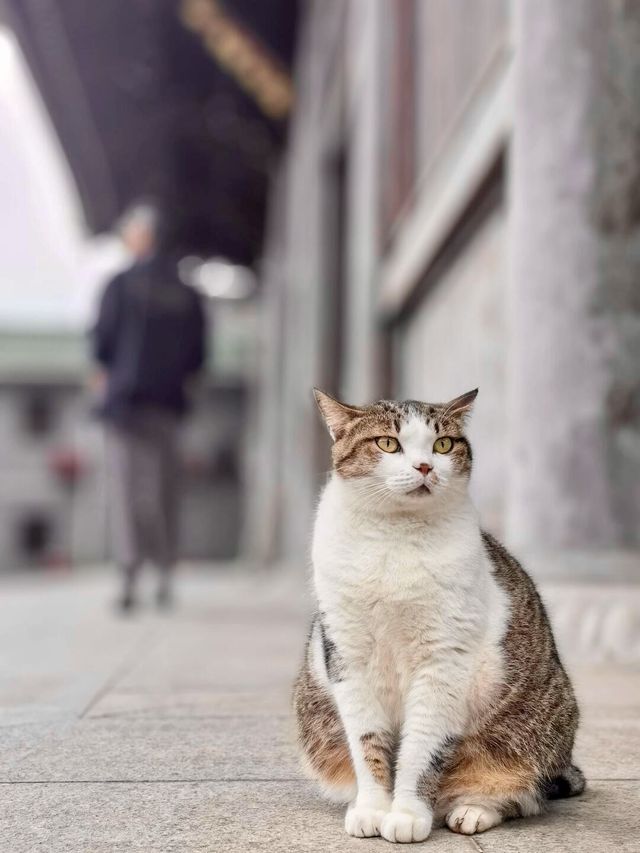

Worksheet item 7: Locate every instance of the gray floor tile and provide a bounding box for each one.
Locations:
[4,715,300,783]
[0,780,475,853]
[87,687,292,719]
[575,718,640,780]
[1,573,638,852]
[478,781,640,853]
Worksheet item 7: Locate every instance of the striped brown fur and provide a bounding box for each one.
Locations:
[437,532,582,817]
[360,731,395,791]
[293,651,355,794]
[293,534,583,817]
[294,534,583,818]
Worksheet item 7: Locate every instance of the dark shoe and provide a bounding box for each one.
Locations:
[116,591,136,613]
[156,586,173,610]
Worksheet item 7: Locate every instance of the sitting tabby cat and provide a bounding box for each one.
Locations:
[294,388,584,843]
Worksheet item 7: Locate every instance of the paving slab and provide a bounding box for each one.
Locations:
[571,666,640,711]
[3,715,300,783]
[478,782,640,853]
[87,687,292,719]
[1,780,638,853]
[115,637,300,690]
[112,610,306,692]
[0,780,475,853]
[574,717,640,780]
[0,572,638,853]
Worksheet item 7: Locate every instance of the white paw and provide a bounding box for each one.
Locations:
[446,804,502,835]
[345,805,388,838]
[380,810,433,844]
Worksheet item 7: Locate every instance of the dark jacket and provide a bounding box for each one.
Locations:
[91,255,206,420]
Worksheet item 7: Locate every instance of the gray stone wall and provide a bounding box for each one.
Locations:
[508,0,640,555]
[399,207,508,535]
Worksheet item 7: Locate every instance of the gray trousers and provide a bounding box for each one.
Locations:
[106,409,180,584]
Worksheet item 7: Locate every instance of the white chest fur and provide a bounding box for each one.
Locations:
[312,477,509,727]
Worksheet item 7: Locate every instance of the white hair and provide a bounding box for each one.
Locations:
[117,202,160,235]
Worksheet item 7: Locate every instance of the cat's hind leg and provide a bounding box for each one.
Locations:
[293,650,356,804]
[445,801,504,835]
[437,739,543,835]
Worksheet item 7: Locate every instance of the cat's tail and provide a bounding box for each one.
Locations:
[545,764,586,800]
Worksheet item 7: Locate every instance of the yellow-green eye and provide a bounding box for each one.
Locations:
[433,436,453,454]
[376,436,400,453]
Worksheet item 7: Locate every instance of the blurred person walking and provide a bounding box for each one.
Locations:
[90,204,206,611]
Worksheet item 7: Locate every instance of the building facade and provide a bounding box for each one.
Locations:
[252,0,640,659]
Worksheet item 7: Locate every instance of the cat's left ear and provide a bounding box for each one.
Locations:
[443,388,478,420]
[313,389,363,440]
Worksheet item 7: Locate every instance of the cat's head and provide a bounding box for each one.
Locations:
[314,389,478,510]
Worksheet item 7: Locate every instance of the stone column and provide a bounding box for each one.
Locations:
[508,1,640,572]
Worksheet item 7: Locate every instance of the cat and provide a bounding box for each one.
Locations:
[293,388,584,843]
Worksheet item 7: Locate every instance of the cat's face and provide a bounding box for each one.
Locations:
[314,389,477,510]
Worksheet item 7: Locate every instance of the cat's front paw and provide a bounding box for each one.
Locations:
[345,804,389,838]
[380,808,433,844]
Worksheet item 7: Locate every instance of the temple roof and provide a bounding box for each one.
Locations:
[4,0,298,264]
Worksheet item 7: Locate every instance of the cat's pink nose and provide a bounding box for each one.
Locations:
[415,463,432,476]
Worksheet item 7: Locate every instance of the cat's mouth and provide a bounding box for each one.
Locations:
[408,484,431,496]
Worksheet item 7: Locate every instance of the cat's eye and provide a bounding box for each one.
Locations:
[433,437,453,454]
[376,436,400,453]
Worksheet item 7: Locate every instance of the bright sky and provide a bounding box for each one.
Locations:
[0,28,125,331]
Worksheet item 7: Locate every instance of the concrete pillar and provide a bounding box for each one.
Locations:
[341,0,383,404]
[508,1,640,565]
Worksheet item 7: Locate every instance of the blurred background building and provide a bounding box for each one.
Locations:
[0,0,297,569]
[249,0,640,657]
[0,0,638,655]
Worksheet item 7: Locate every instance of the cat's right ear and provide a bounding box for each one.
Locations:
[313,389,363,441]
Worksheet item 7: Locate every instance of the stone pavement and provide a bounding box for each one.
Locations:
[0,569,639,852]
